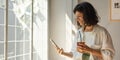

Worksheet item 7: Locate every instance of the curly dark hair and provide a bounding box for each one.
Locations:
[73,2,99,26]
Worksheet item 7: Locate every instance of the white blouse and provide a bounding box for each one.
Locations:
[71,25,115,60]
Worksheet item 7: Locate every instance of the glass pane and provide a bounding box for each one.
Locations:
[8,42,15,57]
[23,55,30,60]
[8,11,15,25]
[33,53,38,60]
[38,52,41,60]
[0,0,5,8]
[0,8,4,24]
[13,0,32,27]
[16,27,23,41]
[23,41,30,54]
[0,59,4,60]
[8,58,15,60]
[0,26,4,41]
[33,52,42,60]
[25,28,30,40]
[0,43,4,59]
[8,0,14,10]
[8,27,15,41]
[16,18,22,27]
[24,14,31,28]
[0,0,5,60]
[16,56,23,60]
[16,42,23,55]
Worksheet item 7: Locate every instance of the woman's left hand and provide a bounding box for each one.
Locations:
[77,44,92,54]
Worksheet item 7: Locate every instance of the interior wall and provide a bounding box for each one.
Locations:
[79,0,120,60]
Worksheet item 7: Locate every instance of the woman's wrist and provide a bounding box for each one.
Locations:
[60,52,73,58]
[60,51,65,55]
[89,48,93,54]
[88,48,103,59]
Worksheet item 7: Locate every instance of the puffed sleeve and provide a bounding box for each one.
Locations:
[101,29,115,60]
[71,31,82,60]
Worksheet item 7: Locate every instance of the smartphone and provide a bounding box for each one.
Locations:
[50,39,59,49]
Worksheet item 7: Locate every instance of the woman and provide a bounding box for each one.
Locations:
[56,2,115,60]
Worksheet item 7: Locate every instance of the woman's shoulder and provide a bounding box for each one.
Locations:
[94,24,108,33]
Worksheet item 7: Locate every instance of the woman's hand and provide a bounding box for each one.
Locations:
[77,43,92,54]
[55,47,73,58]
[77,43,103,59]
[56,47,64,55]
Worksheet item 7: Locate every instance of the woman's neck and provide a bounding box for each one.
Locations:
[84,25,94,32]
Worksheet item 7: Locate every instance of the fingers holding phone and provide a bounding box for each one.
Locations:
[50,39,64,55]
[56,48,64,55]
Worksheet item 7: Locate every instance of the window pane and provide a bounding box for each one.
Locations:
[8,10,15,41]
[0,8,4,24]
[16,18,21,27]
[33,53,37,60]
[8,42,15,57]
[24,29,30,40]
[0,0,5,60]
[0,0,5,8]
[33,52,41,60]
[8,0,14,10]
[8,58,15,60]
[16,56,23,60]
[8,11,15,25]
[0,43,4,59]
[0,26,4,41]
[23,41,30,54]
[23,55,30,60]
[16,27,24,41]
[8,27,15,41]
[16,42,23,55]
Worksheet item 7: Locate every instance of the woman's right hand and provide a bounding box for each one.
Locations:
[56,47,73,58]
[56,47,64,55]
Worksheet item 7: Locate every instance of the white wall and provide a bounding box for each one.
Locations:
[79,0,120,60]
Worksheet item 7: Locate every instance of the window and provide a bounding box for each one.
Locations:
[0,0,48,60]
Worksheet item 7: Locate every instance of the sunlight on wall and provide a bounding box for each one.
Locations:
[65,14,72,52]
[65,14,77,60]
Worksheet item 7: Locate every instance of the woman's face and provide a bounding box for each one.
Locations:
[75,11,85,26]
